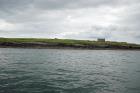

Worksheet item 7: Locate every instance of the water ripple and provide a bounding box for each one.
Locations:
[0,49,140,93]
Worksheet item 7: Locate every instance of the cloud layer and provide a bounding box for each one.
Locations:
[0,0,140,43]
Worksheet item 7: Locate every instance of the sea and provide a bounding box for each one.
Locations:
[0,48,140,93]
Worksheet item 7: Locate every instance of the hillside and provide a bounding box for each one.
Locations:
[0,38,140,49]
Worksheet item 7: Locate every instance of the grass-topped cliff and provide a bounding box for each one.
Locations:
[0,38,140,49]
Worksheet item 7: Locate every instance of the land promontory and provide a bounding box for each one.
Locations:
[0,38,140,50]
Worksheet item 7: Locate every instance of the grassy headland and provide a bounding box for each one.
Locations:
[0,38,140,49]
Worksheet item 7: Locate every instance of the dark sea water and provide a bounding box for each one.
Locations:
[0,48,140,93]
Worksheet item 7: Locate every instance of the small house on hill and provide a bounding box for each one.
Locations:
[97,38,105,42]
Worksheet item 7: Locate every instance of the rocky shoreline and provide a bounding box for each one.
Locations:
[0,42,140,50]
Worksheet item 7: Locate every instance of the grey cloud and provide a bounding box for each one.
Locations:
[0,0,140,43]
[63,25,116,38]
[0,0,140,23]
[0,0,139,12]
[0,0,33,13]
[25,0,140,10]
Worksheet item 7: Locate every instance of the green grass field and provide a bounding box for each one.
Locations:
[0,38,140,48]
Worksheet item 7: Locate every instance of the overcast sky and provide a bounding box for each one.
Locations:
[0,0,140,43]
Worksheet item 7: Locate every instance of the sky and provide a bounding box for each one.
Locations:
[0,0,140,43]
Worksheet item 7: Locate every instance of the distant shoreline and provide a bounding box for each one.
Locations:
[0,43,140,50]
[1,47,140,51]
[0,38,140,50]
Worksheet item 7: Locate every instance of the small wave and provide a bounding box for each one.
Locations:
[56,68,76,73]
